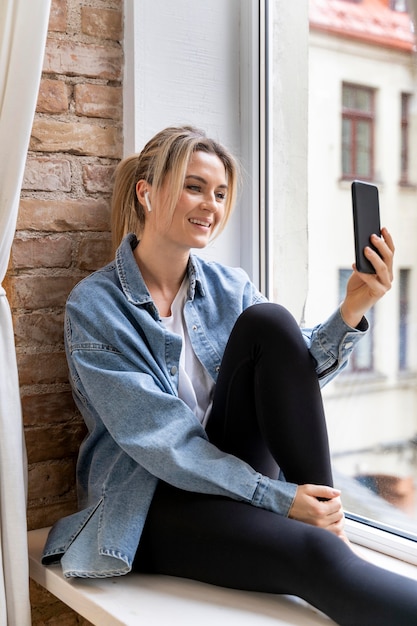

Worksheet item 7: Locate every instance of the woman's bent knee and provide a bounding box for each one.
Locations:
[235,303,304,349]
[239,303,297,330]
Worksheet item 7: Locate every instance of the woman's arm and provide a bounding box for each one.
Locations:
[301,228,394,386]
[340,227,394,328]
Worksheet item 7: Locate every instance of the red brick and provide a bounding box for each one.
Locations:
[81,7,122,41]
[37,79,69,114]
[17,198,111,232]
[28,459,76,500]
[30,119,122,159]
[83,163,116,193]
[13,311,65,347]
[27,497,78,532]
[22,391,77,427]
[43,39,122,80]
[25,422,86,463]
[75,83,122,119]
[17,352,68,385]
[22,157,71,191]
[11,235,73,269]
[77,235,112,270]
[8,274,81,310]
[48,0,67,32]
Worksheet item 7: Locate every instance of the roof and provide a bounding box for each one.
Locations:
[309,0,416,52]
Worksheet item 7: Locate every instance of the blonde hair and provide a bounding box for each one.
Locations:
[111,125,240,253]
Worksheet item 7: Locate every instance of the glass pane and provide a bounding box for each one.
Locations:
[342,84,355,108]
[343,84,372,112]
[268,2,417,544]
[355,88,372,113]
[342,118,352,175]
[356,121,371,178]
[305,6,417,541]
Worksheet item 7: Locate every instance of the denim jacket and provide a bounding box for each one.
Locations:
[42,233,367,578]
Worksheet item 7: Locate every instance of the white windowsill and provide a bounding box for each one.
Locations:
[28,526,417,626]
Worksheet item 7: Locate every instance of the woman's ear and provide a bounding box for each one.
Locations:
[136,180,152,211]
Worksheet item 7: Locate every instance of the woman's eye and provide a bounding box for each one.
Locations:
[216,192,226,201]
[187,185,201,192]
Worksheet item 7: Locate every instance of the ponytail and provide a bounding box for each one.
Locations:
[111,154,143,255]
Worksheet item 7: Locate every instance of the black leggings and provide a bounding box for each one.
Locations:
[135,303,417,625]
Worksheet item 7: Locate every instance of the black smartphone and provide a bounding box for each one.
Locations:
[351,180,381,274]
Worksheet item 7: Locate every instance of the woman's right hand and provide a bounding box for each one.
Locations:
[288,484,346,539]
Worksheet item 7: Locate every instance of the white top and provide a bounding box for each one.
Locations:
[161,278,214,427]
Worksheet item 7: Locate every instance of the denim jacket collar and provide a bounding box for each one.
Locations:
[116,234,206,315]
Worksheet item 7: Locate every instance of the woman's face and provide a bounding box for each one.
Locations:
[148,150,228,252]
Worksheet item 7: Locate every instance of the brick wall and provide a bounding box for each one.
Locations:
[4,0,124,623]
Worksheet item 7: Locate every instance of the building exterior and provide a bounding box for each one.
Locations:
[308,0,417,518]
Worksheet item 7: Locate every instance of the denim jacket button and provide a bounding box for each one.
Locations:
[170,366,178,375]
[192,325,198,331]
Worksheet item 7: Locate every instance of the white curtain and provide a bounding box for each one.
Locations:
[0,1,50,624]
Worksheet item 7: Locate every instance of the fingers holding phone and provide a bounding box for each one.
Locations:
[362,226,394,283]
[340,185,395,327]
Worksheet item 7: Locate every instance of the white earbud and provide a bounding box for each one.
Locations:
[144,191,152,212]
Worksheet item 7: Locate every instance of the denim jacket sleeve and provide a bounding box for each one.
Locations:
[301,307,368,387]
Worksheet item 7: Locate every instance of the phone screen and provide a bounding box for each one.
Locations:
[351,181,381,274]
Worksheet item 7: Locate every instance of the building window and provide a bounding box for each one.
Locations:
[399,268,410,371]
[339,269,374,372]
[400,93,411,185]
[342,83,375,181]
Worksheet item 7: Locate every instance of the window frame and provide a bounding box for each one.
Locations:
[341,82,376,181]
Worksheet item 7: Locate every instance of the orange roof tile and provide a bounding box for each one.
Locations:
[309,0,416,52]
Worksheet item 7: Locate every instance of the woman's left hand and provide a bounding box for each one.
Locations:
[340,226,394,328]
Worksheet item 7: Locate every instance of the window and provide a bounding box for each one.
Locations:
[342,83,375,180]
[400,93,411,185]
[302,4,417,554]
[399,268,410,371]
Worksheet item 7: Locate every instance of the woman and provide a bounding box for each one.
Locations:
[43,126,417,624]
